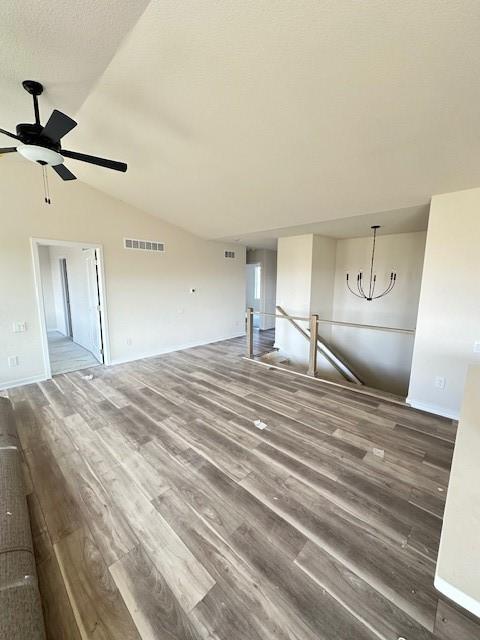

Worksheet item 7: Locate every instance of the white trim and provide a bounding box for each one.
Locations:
[109,332,246,367]
[95,245,111,366]
[0,374,47,391]
[406,397,459,420]
[30,240,52,380]
[434,575,480,619]
[30,238,111,383]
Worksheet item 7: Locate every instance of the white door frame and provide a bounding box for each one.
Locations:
[30,237,111,380]
[59,257,73,338]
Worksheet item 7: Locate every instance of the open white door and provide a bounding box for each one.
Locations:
[84,248,103,362]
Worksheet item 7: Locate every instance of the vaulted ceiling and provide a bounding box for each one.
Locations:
[2,1,480,242]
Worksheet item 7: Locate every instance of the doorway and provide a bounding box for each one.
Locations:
[32,239,109,377]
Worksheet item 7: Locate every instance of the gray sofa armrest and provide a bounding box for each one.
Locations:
[0,397,46,640]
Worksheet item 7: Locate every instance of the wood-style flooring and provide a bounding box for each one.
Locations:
[6,328,480,639]
[48,331,100,375]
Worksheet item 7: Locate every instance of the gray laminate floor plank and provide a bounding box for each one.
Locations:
[7,329,478,639]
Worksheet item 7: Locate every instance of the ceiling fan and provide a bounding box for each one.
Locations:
[0,80,127,182]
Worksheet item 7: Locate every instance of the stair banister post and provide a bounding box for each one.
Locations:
[308,314,319,376]
[246,307,254,358]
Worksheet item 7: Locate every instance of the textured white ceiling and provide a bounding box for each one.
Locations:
[0,1,149,131]
[225,204,430,250]
[3,1,480,244]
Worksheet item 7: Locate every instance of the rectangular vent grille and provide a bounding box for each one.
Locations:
[224,250,235,259]
[124,238,165,253]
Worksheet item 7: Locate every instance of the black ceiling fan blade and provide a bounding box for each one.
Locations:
[52,163,76,181]
[0,127,19,141]
[61,149,127,172]
[41,109,77,142]
[0,147,17,154]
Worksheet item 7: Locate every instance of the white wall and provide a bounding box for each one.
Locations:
[311,235,337,343]
[331,231,426,395]
[0,162,245,389]
[46,245,94,351]
[274,231,426,394]
[408,188,480,418]
[38,246,56,331]
[275,235,314,365]
[275,235,340,378]
[434,365,480,616]
[247,249,277,330]
[48,249,68,335]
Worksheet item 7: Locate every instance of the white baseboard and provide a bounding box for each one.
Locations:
[434,575,480,619]
[0,334,247,389]
[0,373,48,391]
[109,332,246,367]
[406,397,459,420]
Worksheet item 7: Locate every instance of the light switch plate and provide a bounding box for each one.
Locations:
[8,356,19,368]
[12,322,26,333]
[474,341,480,354]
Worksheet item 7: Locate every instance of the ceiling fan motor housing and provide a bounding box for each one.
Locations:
[16,123,60,149]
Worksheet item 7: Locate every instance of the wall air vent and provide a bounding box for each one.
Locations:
[124,238,165,253]
[224,250,235,259]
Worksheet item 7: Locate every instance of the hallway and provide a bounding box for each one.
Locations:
[47,331,100,375]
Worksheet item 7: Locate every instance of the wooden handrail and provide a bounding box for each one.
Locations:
[275,306,363,385]
[246,309,415,335]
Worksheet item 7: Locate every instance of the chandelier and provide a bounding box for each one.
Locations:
[346,225,397,301]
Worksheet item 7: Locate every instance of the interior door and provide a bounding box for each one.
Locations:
[84,248,103,362]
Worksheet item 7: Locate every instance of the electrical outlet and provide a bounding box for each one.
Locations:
[474,341,480,354]
[434,376,446,390]
[8,356,19,368]
[12,322,26,333]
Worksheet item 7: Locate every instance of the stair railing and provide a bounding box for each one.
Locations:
[275,305,363,384]
[246,307,414,385]
[246,306,362,383]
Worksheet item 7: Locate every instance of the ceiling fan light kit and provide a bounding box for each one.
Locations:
[16,144,64,166]
[346,225,397,301]
[0,80,127,203]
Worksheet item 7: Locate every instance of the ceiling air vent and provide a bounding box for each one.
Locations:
[124,238,165,253]
[224,250,235,259]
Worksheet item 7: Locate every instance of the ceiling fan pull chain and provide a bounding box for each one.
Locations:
[45,166,51,204]
[41,165,46,203]
[41,165,51,205]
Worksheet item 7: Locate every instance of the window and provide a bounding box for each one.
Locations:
[254,264,261,300]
